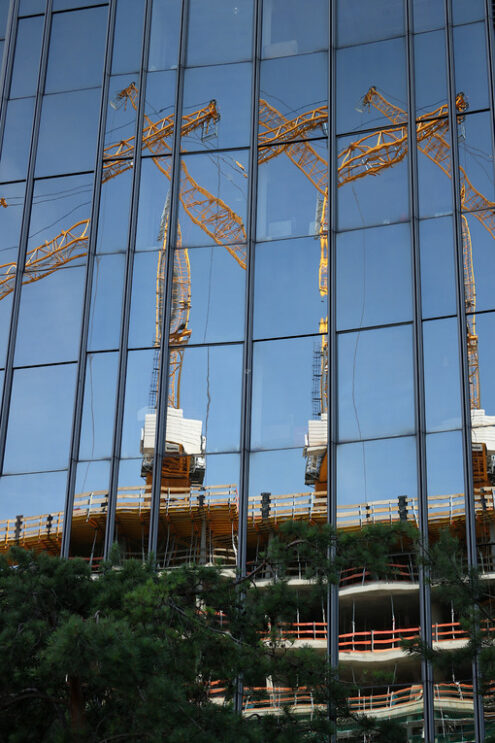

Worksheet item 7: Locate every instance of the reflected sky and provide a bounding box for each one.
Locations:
[262,0,328,58]
[0,470,67,521]
[10,15,43,99]
[426,430,465,497]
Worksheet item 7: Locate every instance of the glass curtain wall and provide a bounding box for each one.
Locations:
[0,0,494,740]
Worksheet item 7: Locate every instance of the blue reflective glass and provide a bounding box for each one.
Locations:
[87,254,126,351]
[36,88,100,176]
[262,0,328,58]
[187,0,253,66]
[45,7,107,93]
[426,430,464,500]
[0,98,35,182]
[111,0,145,75]
[79,352,119,460]
[454,23,489,113]
[337,0,404,47]
[420,217,456,319]
[0,470,67,522]
[148,0,180,71]
[423,318,462,432]
[19,0,45,14]
[452,0,485,24]
[413,0,444,32]
[10,15,43,98]
[4,364,77,473]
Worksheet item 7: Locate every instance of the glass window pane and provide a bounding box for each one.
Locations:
[111,0,145,75]
[0,3,9,35]
[144,70,176,142]
[36,88,101,176]
[470,312,495,417]
[262,0,328,58]
[452,0,485,24]
[148,0,180,72]
[87,253,125,351]
[19,0,45,14]
[252,335,322,450]
[71,459,109,564]
[420,217,456,319]
[254,236,324,340]
[10,16,43,98]
[423,317,462,432]
[169,343,243,454]
[155,452,239,568]
[426,430,464,502]
[54,0,108,8]
[336,37,407,134]
[187,0,253,67]
[128,250,162,349]
[45,7,107,93]
[413,0,445,32]
[257,140,327,241]
[121,349,156,459]
[417,119,452,218]
[0,98,35,182]
[27,173,92,256]
[15,264,86,366]
[337,223,412,331]
[104,76,138,158]
[338,324,415,442]
[171,246,245,346]
[135,157,171,252]
[0,293,13,369]
[338,129,409,230]
[259,53,327,145]
[337,0,404,47]
[0,471,67,541]
[182,63,252,152]
[177,150,248,249]
[114,457,150,560]
[4,363,76,473]
[466,212,495,314]
[97,165,132,254]
[0,180,25,273]
[458,113,495,212]
[454,23,489,113]
[249,447,314,511]
[414,30,447,116]
[337,436,417,516]
[79,352,119,460]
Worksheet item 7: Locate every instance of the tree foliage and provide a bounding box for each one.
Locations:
[0,525,415,742]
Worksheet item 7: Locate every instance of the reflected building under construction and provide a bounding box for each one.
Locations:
[1,0,495,740]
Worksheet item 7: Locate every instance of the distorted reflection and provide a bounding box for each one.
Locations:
[70,459,110,564]
[97,164,133,253]
[104,75,139,154]
[156,453,240,568]
[262,0,328,58]
[458,112,495,207]
[182,63,251,151]
[259,53,327,144]
[453,23,489,113]
[336,37,406,134]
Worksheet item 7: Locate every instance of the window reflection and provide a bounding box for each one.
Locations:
[135,157,171,252]
[177,150,248,248]
[71,459,109,565]
[4,363,77,473]
[454,24,489,113]
[458,113,495,210]
[414,31,447,116]
[121,349,156,459]
[417,119,452,218]
[36,88,101,176]
[104,76,138,157]
[338,324,415,442]
[259,53,327,144]
[420,217,456,319]
[114,457,150,561]
[97,165,132,253]
[337,436,417,511]
[426,430,464,502]
[182,63,251,152]
[0,471,67,536]
[79,352,119,460]
[337,223,412,331]
[254,236,324,340]
[186,0,253,67]
[257,140,327,240]
[45,7,107,93]
[0,98,35,182]
[168,343,242,454]
[10,16,43,99]
[148,0,180,72]
[15,264,86,366]
[252,335,324,450]
[262,0,328,58]
[465,212,495,314]
[452,0,485,25]
[88,254,125,351]
[413,0,445,32]
[423,318,462,433]
[111,0,145,75]
[156,453,240,568]
[19,0,45,14]
[336,37,406,134]
[337,0,404,47]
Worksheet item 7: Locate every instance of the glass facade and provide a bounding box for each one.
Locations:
[0,0,494,740]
